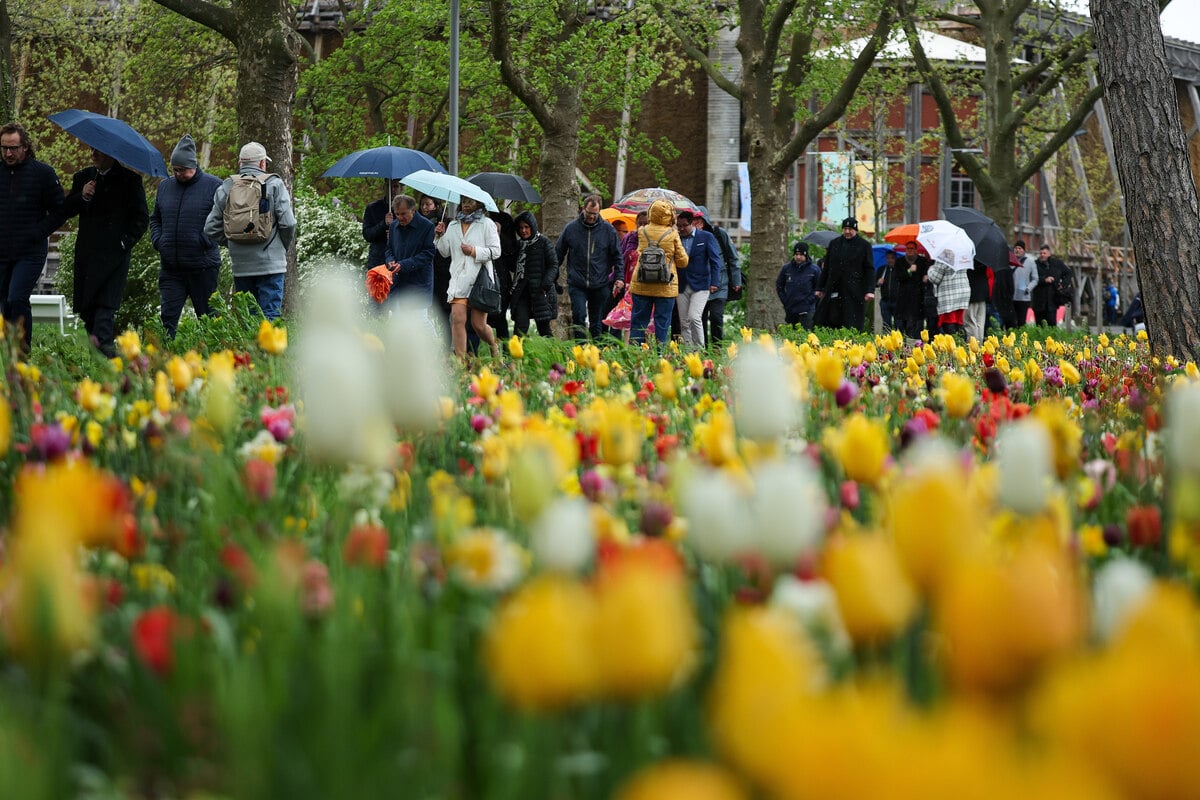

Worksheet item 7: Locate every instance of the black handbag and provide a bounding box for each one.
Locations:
[468,262,502,314]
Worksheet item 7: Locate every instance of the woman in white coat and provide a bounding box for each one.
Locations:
[435,197,503,357]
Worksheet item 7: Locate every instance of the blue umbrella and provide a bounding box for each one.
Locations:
[48,109,167,178]
[322,146,447,179]
[873,243,896,269]
[399,170,498,213]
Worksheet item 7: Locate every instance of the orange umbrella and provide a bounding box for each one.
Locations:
[601,207,637,233]
[366,265,393,304]
[884,223,921,244]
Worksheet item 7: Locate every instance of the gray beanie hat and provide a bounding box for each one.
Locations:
[170,134,199,169]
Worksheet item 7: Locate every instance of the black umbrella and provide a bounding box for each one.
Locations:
[466,172,542,203]
[942,207,1009,271]
[802,230,840,248]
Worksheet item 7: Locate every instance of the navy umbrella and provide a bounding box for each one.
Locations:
[942,207,1009,272]
[49,109,167,178]
[802,230,840,248]
[466,172,542,203]
[322,146,447,179]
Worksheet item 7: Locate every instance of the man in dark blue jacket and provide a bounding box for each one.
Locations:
[674,209,721,349]
[151,135,224,339]
[0,122,65,352]
[384,194,435,305]
[777,242,821,329]
[555,193,621,339]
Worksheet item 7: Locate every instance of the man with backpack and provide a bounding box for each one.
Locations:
[204,141,296,320]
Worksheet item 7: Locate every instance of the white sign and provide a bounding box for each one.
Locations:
[737,162,751,232]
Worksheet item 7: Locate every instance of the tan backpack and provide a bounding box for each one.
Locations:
[223,173,278,244]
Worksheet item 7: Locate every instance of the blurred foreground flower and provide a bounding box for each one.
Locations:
[256,319,288,354]
[615,761,747,800]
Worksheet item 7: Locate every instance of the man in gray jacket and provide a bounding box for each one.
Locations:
[204,141,296,320]
[152,134,223,338]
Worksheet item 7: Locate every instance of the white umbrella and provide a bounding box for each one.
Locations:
[917,220,975,271]
[399,169,499,213]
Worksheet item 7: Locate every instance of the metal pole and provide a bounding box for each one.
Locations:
[449,0,460,174]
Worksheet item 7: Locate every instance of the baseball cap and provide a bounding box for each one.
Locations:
[238,141,271,163]
[841,217,858,229]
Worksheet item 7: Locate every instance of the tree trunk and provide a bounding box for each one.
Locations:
[537,101,583,337]
[151,0,301,313]
[0,0,13,121]
[1092,0,1200,359]
[745,156,788,331]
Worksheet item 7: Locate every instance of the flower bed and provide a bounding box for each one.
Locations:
[0,282,1196,799]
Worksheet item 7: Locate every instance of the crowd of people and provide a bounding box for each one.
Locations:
[364,189,744,354]
[0,122,295,357]
[1,119,1119,361]
[775,217,1089,340]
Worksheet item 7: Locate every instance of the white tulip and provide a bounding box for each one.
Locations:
[771,574,849,657]
[750,459,826,567]
[994,418,1053,515]
[1168,382,1200,474]
[681,468,751,563]
[531,498,595,573]
[1092,556,1154,641]
[733,344,797,440]
[380,298,448,432]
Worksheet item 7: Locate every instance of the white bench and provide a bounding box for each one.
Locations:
[30,294,70,336]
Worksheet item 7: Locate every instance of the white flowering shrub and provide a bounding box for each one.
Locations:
[293,186,370,310]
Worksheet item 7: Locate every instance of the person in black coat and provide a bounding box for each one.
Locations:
[1031,244,1072,326]
[62,148,149,358]
[151,134,224,338]
[891,244,928,339]
[0,122,65,352]
[488,211,518,339]
[776,241,821,329]
[362,178,404,270]
[511,210,559,336]
[815,217,875,330]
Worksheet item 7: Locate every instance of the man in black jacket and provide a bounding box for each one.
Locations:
[63,147,149,357]
[151,134,224,338]
[555,193,621,340]
[815,217,875,330]
[0,122,65,352]
[362,178,403,270]
[1031,244,1072,327]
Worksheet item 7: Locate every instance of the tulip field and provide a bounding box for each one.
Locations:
[2,280,1199,800]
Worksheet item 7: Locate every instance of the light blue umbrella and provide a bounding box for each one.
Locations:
[49,109,167,178]
[399,169,498,213]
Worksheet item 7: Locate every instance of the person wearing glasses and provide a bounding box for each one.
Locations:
[0,122,65,353]
[150,134,224,339]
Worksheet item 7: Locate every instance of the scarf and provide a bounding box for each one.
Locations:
[456,207,486,224]
[515,236,531,284]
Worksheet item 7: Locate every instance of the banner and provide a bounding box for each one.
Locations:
[736,162,751,232]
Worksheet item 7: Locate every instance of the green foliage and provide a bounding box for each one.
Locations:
[9,0,237,185]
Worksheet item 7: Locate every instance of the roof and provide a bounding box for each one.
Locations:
[825,28,1030,65]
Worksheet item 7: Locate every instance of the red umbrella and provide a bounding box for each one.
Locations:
[366,265,393,304]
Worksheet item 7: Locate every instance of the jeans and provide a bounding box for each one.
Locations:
[630,293,675,347]
[160,267,220,337]
[234,273,285,320]
[0,253,47,352]
[675,287,710,349]
[568,284,610,339]
[703,297,726,344]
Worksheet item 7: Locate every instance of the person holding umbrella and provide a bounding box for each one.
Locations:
[363,178,404,271]
[0,122,65,353]
[435,196,502,358]
[61,146,149,358]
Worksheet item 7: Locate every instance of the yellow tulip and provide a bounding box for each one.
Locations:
[814,349,843,392]
[507,334,524,359]
[615,761,747,800]
[823,534,916,645]
[827,413,890,486]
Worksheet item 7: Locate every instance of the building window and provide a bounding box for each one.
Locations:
[1018,184,1032,225]
[949,169,975,209]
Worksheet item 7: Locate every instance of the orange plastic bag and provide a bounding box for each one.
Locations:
[366,265,393,304]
